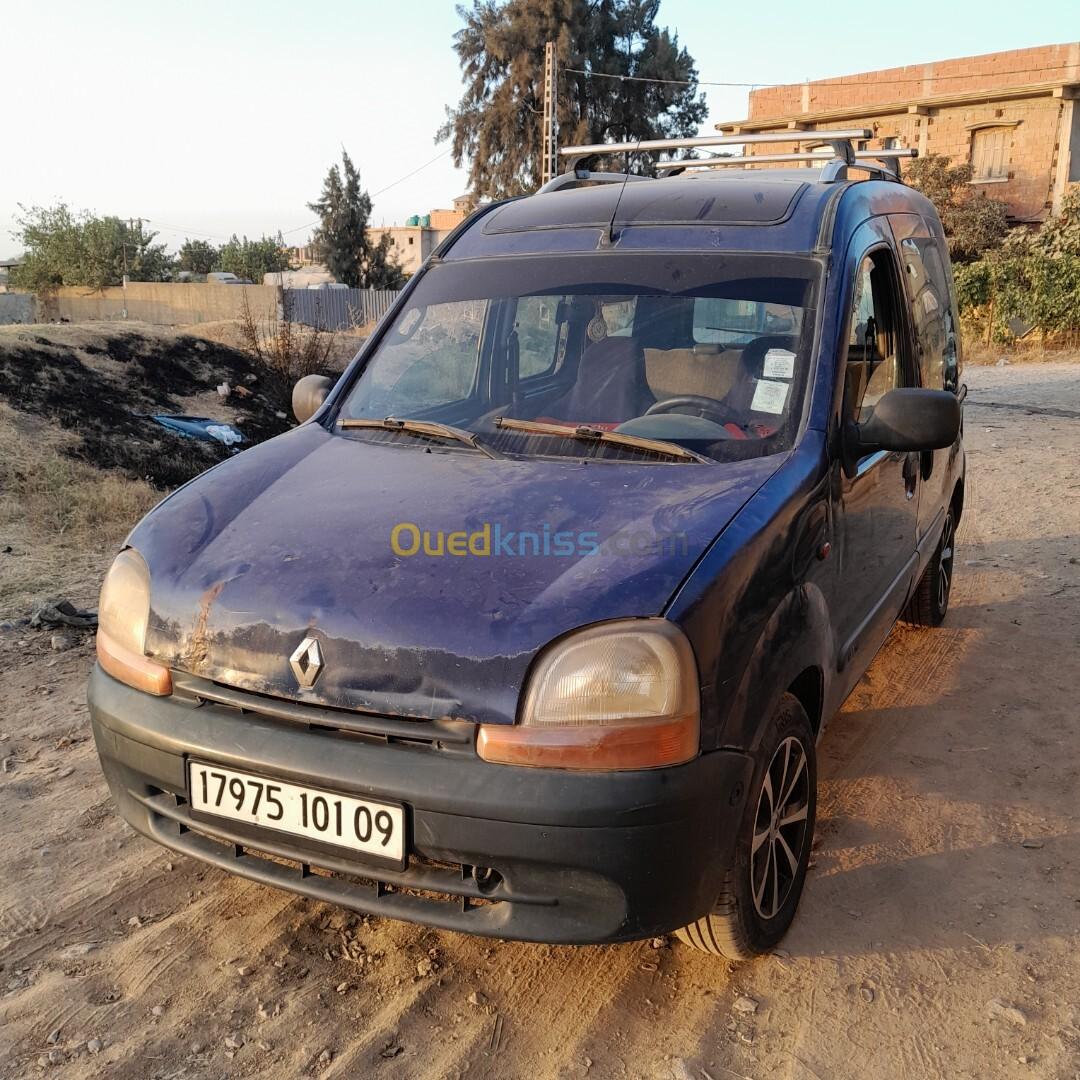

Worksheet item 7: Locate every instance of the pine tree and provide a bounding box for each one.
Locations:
[438,0,707,199]
[307,152,407,290]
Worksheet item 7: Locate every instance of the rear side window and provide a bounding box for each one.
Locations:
[890,215,960,392]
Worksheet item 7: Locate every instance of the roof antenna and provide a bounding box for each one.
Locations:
[603,138,640,246]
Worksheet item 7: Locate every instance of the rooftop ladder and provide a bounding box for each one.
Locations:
[543,129,917,192]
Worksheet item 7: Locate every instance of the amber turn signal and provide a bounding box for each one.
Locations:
[97,628,173,697]
[476,713,698,771]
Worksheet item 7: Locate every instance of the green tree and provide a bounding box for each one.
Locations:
[177,238,217,274]
[307,150,407,289]
[215,233,290,283]
[11,204,170,289]
[438,0,708,199]
[907,155,1009,263]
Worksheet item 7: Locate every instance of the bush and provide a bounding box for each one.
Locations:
[238,291,335,396]
[907,156,1009,263]
[954,186,1080,345]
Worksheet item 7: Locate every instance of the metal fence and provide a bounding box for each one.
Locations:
[285,288,400,331]
[0,292,36,325]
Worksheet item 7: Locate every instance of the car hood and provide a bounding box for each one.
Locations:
[131,424,784,724]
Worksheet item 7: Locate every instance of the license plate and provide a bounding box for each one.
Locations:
[187,761,405,866]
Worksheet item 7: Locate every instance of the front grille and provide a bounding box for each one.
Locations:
[135,789,557,918]
[171,672,475,755]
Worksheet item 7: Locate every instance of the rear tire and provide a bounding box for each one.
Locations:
[676,693,816,960]
[903,508,955,627]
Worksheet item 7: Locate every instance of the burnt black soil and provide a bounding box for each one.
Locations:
[0,331,294,487]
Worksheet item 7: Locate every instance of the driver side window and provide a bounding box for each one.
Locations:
[844,252,906,424]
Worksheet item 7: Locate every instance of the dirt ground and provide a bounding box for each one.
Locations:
[1,362,1079,1079]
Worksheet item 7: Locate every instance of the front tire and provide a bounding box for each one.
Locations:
[676,693,817,959]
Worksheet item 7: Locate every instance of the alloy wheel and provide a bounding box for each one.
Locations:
[938,513,955,611]
[751,736,811,920]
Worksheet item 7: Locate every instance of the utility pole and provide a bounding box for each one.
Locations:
[541,40,558,186]
[121,218,132,320]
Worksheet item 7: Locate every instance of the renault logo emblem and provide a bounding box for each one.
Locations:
[289,635,324,688]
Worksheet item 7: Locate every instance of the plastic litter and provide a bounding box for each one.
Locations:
[150,415,245,447]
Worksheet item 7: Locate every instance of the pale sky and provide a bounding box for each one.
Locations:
[2,0,1076,258]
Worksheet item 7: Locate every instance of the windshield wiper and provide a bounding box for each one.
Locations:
[339,417,503,459]
[494,417,709,463]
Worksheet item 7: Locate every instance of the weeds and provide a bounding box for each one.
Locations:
[0,411,158,614]
[238,290,335,397]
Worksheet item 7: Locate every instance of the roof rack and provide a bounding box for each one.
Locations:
[656,148,917,179]
[544,129,917,191]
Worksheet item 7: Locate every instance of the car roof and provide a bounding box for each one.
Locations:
[443,171,936,261]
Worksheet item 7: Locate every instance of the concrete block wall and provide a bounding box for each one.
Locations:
[39,283,281,325]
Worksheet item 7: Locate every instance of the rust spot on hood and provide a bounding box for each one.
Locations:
[181,581,225,673]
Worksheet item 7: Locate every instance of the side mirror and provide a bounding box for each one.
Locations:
[846,387,960,472]
[292,374,332,423]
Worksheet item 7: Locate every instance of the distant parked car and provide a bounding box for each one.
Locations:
[206,272,252,285]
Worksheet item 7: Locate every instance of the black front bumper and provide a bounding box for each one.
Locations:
[88,665,752,944]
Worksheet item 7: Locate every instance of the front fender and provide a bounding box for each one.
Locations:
[667,433,835,753]
[718,583,835,752]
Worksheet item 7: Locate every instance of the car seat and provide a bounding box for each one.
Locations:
[546,336,655,426]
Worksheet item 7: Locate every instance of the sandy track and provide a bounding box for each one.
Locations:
[2,363,1079,1079]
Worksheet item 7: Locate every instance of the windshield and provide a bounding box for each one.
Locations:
[337,252,821,462]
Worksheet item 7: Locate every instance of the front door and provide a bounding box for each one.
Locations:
[889,213,961,550]
[833,240,920,683]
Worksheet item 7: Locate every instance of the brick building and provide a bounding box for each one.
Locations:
[716,43,1080,223]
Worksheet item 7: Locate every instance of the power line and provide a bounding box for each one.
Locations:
[372,148,452,197]
[139,219,231,241]
[565,67,761,88]
[280,219,319,237]
[282,148,454,239]
[563,63,1073,90]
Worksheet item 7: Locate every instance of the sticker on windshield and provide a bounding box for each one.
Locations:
[763,349,796,379]
[751,379,789,415]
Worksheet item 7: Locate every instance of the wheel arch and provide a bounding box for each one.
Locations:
[786,665,825,737]
[951,475,965,524]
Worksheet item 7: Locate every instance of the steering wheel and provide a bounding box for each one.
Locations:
[645,394,744,428]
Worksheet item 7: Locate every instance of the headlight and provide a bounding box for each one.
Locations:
[96,549,172,696]
[477,620,699,770]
